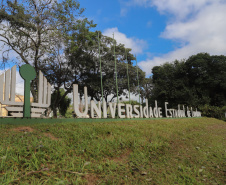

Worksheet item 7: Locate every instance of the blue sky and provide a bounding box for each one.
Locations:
[80,0,172,65]
[79,0,226,76]
[1,0,226,97]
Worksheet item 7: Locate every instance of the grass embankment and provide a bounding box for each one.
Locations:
[0,117,225,184]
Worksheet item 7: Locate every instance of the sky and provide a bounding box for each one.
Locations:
[79,0,226,76]
[1,0,226,98]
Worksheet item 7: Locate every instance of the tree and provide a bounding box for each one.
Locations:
[151,60,191,107]
[185,53,226,107]
[50,88,71,117]
[66,31,146,102]
[0,0,93,101]
[37,28,145,116]
[140,76,153,104]
[0,1,147,118]
[151,53,226,108]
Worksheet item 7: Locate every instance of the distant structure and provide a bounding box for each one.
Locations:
[0,95,33,116]
[0,65,51,118]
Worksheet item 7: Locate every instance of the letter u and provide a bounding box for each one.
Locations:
[73,84,88,117]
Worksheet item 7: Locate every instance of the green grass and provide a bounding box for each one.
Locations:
[0,117,225,184]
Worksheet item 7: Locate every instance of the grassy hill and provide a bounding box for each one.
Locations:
[0,117,225,184]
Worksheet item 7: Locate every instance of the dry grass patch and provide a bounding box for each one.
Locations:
[207,123,226,131]
[84,174,99,185]
[111,149,132,163]
[12,126,35,132]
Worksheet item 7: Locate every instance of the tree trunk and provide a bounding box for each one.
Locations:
[52,106,57,118]
[30,79,38,102]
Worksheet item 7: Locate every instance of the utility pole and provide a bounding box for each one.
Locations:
[126,49,131,104]
[136,55,140,104]
[98,31,104,102]
[113,33,119,104]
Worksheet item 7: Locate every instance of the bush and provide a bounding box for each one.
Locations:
[122,100,140,105]
[64,105,74,118]
[199,104,226,120]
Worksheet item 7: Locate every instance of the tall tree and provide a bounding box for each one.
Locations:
[39,28,145,116]
[151,53,226,108]
[0,1,147,117]
[140,76,153,104]
[151,60,191,107]
[0,0,93,100]
[66,31,146,102]
[38,19,95,117]
[185,53,226,107]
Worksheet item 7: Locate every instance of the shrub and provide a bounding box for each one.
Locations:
[199,104,226,120]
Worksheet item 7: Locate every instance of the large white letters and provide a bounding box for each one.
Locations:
[109,102,117,118]
[91,101,101,118]
[73,84,88,118]
[126,104,133,118]
[133,105,140,118]
[143,99,149,118]
[118,103,126,118]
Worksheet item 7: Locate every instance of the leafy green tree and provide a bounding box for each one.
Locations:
[151,60,191,107]
[0,1,147,117]
[39,19,96,117]
[151,53,226,109]
[0,0,96,118]
[140,76,153,104]
[38,28,145,116]
[185,53,226,107]
[0,0,93,101]
[66,31,146,102]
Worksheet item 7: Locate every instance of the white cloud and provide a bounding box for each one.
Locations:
[150,0,217,20]
[126,0,222,20]
[120,8,128,16]
[123,0,226,75]
[146,21,152,28]
[103,27,147,54]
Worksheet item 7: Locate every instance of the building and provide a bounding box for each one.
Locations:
[0,95,33,117]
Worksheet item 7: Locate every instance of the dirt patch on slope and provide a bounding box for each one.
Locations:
[12,126,34,132]
[207,124,226,131]
[207,124,226,136]
[111,149,132,163]
[84,174,99,185]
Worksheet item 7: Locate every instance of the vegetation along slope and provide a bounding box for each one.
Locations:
[0,117,225,184]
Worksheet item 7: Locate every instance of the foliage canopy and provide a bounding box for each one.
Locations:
[151,53,226,109]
